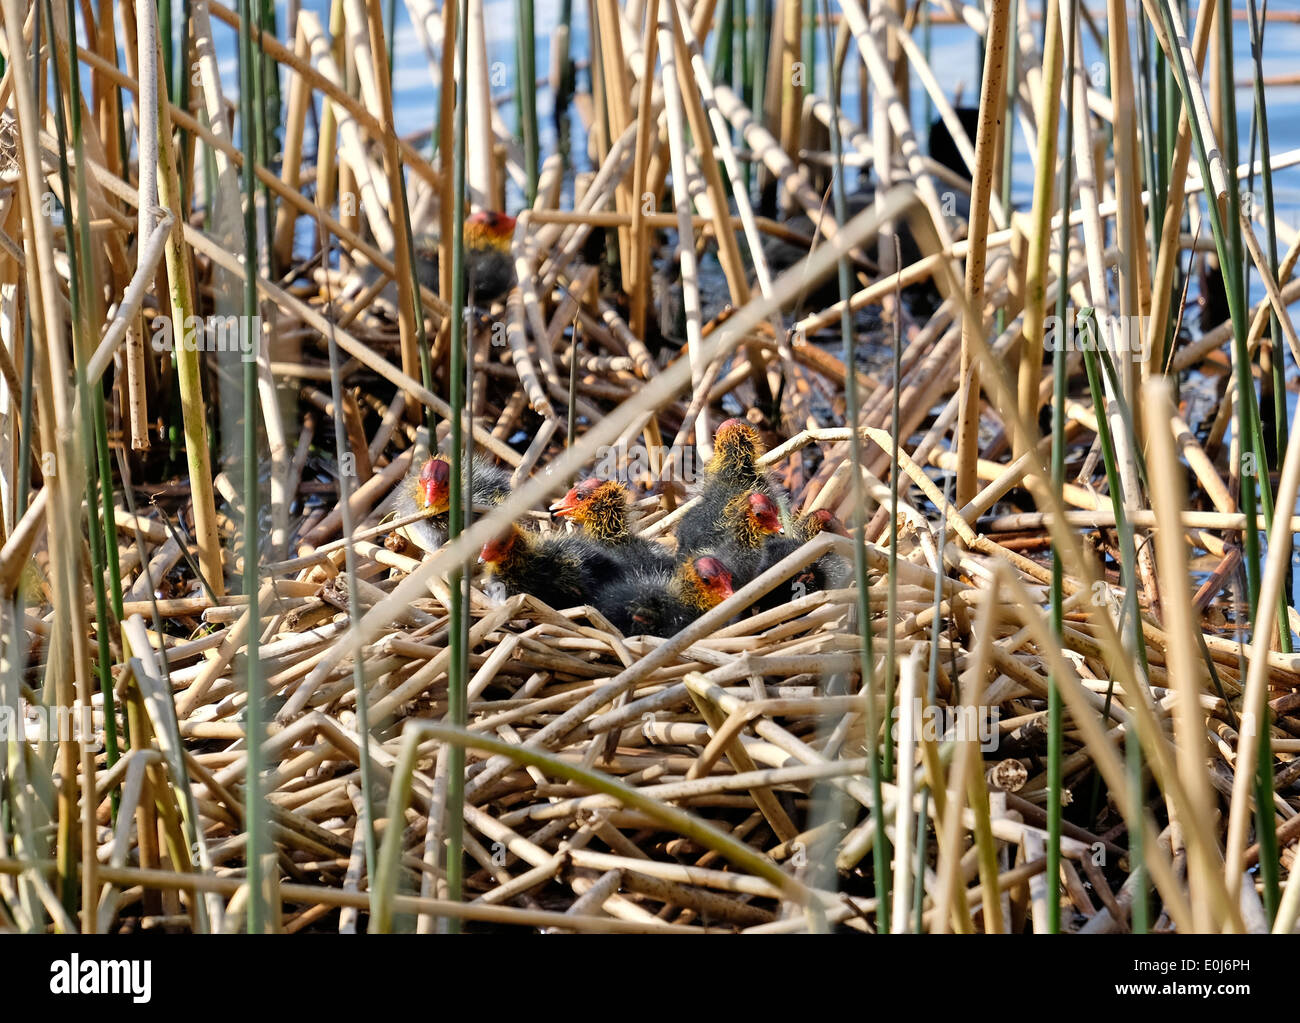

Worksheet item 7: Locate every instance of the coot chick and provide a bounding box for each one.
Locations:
[479,523,619,609]
[384,452,512,554]
[550,478,674,573]
[755,509,851,611]
[593,556,735,637]
[684,492,784,590]
[358,210,517,313]
[677,419,785,555]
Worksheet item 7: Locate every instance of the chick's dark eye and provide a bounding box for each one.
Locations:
[696,558,724,582]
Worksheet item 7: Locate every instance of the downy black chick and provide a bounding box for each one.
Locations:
[549,477,674,574]
[479,522,619,609]
[678,490,784,594]
[755,508,851,611]
[677,418,785,556]
[592,556,735,637]
[382,452,512,554]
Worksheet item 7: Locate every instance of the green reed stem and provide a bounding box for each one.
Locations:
[176,0,192,200]
[555,0,574,166]
[238,0,267,934]
[803,0,815,94]
[1220,0,1281,916]
[386,0,397,88]
[823,0,887,929]
[50,0,122,798]
[1247,0,1288,507]
[251,0,276,272]
[1047,0,1078,933]
[734,0,747,97]
[1134,9,1160,265]
[443,0,473,929]
[751,0,768,172]
[159,0,174,104]
[714,0,734,84]
[1245,0,1284,918]
[518,0,539,205]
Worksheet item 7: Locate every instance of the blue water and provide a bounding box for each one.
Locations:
[190,1,1300,237]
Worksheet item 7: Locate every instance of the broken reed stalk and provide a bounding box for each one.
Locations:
[955,0,1011,510]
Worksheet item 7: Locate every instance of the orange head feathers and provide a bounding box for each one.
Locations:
[479,524,523,566]
[681,556,735,608]
[746,493,783,536]
[802,508,847,539]
[464,210,517,251]
[705,418,766,485]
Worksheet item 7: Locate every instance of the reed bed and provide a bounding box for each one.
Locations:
[1,0,1299,934]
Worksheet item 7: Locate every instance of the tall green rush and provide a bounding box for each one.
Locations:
[441,0,474,931]
[1149,0,1281,914]
[517,0,539,205]
[1216,0,1281,919]
[822,0,887,930]
[237,0,268,933]
[49,0,122,801]
[749,0,768,197]
[1245,0,1284,927]
[714,0,734,87]
[1047,0,1079,932]
[1245,0,1288,533]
